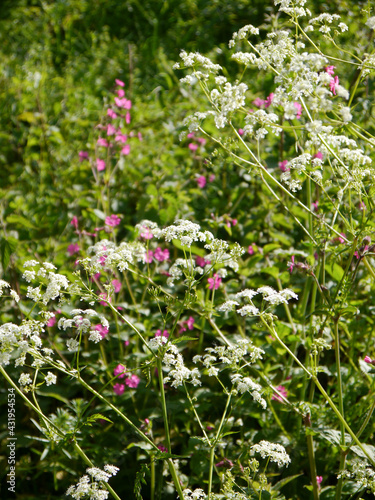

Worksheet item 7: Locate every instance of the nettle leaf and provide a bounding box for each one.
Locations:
[84,414,113,426]
[134,464,149,500]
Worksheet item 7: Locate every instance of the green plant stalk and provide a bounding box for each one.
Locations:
[157,357,171,453]
[260,319,375,466]
[208,447,216,500]
[151,457,155,500]
[306,426,319,500]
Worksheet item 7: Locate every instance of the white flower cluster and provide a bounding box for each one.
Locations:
[0,320,49,367]
[0,279,19,302]
[231,373,267,409]
[163,344,201,388]
[23,261,70,305]
[210,82,248,128]
[174,50,222,73]
[229,24,260,48]
[58,309,109,346]
[366,17,375,30]
[243,110,280,139]
[182,488,207,500]
[274,0,310,18]
[66,465,119,500]
[338,460,375,494]
[162,220,213,248]
[251,440,291,467]
[82,239,146,275]
[194,339,264,368]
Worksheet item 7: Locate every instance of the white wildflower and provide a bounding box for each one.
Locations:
[45,372,57,386]
[251,440,291,467]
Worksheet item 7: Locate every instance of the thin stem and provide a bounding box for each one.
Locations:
[157,357,171,453]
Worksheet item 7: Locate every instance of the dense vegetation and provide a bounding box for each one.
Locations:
[1,0,375,499]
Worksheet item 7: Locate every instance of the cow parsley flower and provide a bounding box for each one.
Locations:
[251,440,291,467]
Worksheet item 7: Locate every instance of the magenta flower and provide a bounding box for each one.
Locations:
[114,364,127,378]
[325,65,335,76]
[248,244,255,255]
[209,174,215,182]
[158,444,168,453]
[138,132,143,141]
[140,226,153,239]
[117,88,125,98]
[264,92,274,108]
[288,255,295,273]
[71,216,78,229]
[126,112,131,124]
[364,355,373,364]
[47,315,56,327]
[67,243,80,256]
[105,214,121,227]
[112,279,122,293]
[238,128,244,136]
[197,176,207,188]
[96,159,106,171]
[189,143,199,152]
[115,79,125,87]
[79,151,89,162]
[113,383,125,395]
[293,102,302,119]
[197,137,206,145]
[121,144,130,155]
[186,317,195,330]
[338,233,346,244]
[115,97,132,109]
[97,137,109,147]
[272,385,288,402]
[155,329,169,338]
[99,292,110,306]
[253,97,265,108]
[313,151,323,160]
[107,108,117,119]
[154,247,169,262]
[208,273,222,290]
[329,76,339,95]
[278,160,288,172]
[196,256,211,268]
[215,458,234,468]
[115,133,128,143]
[94,324,109,339]
[126,374,140,388]
[107,124,116,136]
[312,201,319,212]
[145,250,154,263]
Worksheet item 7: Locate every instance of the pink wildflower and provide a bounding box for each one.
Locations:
[313,151,323,160]
[47,315,56,327]
[264,92,274,108]
[67,243,80,256]
[99,292,110,306]
[138,132,143,141]
[197,176,207,188]
[189,143,198,152]
[79,151,89,162]
[288,255,295,273]
[293,102,302,119]
[279,160,288,172]
[312,201,319,211]
[215,459,234,468]
[329,76,339,95]
[187,132,195,139]
[354,251,360,259]
[117,88,125,98]
[158,444,168,453]
[253,97,265,108]
[248,244,255,255]
[94,324,109,339]
[197,138,206,145]
[107,124,116,136]
[112,279,122,293]
[154,247,169,262]
[238,128,244,136]
[105,214,121,227]
[364,355,373,364]
[126,112,131,124]
[71,216,78,229]
[126,374,140,388]
[186,317,195,330]
[208,273,222,290]
[196,256,211,268]
[338,233,346,244]
[325,65,335,76]
[114,97,132,109]
[114,364,127,378]
[209,174,215,182]
[115,79,125,87]
[97,137,109,147]
[107,108,117,119]
[155,329,169,338]
[90,272,101,282]
[272,385,288,402]
[115,133,128,143]
[96,159,106,171]
[121,144,130,155]
[140,226,153,240]
[113,383,125,395]
[145,250,154,263]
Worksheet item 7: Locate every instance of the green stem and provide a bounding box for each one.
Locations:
[157,357,171,453]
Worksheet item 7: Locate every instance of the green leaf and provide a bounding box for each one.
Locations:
[325,262,344,281]
[273,474,303,491]
[6,214,37,229]
[134,464,149,500]
[0,236,17,270]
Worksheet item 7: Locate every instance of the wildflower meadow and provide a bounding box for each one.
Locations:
[1,0,375,498]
